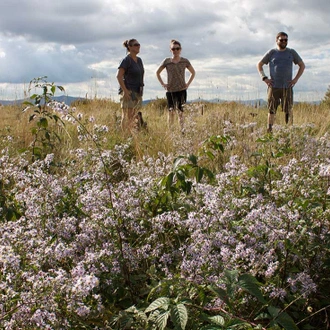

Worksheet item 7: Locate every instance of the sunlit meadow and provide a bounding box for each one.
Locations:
[1,81,330,329]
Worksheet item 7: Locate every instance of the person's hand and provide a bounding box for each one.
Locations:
[288,79,297,88]
[162,83,168,90]
[264,78,273,87]
[123,90,131,99]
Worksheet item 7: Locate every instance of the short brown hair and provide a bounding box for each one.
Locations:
[276,32,288,40]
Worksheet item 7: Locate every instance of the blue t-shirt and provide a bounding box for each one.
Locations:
[261,48,302,88]
[118,55,144,93]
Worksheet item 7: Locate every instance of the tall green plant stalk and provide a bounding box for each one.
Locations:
[23,76,65,161]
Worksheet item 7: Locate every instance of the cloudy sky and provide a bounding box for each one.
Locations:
[0,0,330,103]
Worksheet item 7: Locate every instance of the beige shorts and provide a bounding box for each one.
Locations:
[120,91,142,109]
[267,87,293,114]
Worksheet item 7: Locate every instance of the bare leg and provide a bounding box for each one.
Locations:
[121,108,137,133]
[178,110,184,132]
[121,108,129,132]
[286,108,293,125]
[268,113,275,132]
[168,108,175,128]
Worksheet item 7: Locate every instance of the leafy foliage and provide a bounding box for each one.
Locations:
[23,76,65,161]
[321,84,330,107]
[1,92,330,329]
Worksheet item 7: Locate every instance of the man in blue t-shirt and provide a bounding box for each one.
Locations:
[257,32,305,133]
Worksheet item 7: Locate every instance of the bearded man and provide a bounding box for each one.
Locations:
[257,32,305,133]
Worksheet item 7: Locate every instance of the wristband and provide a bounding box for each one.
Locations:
[262,76,268,81]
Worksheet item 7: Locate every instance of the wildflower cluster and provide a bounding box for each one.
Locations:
[0,121,330,329]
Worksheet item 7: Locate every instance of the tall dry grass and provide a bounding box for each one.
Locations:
[0,98,329,163]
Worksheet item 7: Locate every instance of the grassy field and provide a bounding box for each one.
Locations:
[1,97,330,329]
[2,98,330,160]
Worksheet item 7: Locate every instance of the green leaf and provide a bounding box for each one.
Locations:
[268,306,299,330]
[217,144,224,152]
[145,297,170,313]
[207,285,231,307]
[119,315,133,329]
[224,269,239,283]
[126,306,148,323]
[45,131,51,141]
[39,117,48,128]
[173,156,185,170]
[155,310,170,330]
[205,150,215,160]
[5,208,14,221]
[208,315,225,326]
[23,101,34,106]
[170,303,188,330]
[29,114,36,122]
[203,168,215,181]
[188,154,198,165]
[195,167,204,183]
[274,151,284,158]
[32,147,42,158]
[238,273,267,304]
[160,172,174,192]
[176,170,186,181]
[52,114,61,123]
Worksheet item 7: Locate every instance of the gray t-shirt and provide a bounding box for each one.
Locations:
[261,48,302,88]
[118,55,144,93]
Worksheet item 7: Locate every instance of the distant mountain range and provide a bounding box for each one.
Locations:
[0,96,268,107]
[0,96,320,107]
[0,95,83,106]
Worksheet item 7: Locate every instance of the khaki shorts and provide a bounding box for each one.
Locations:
[120,91,142,109]
[267,87,293,114]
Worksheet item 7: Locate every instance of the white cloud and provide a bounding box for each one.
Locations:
[0,0,329,101]
[60,45,77,52]
[36,44,56,53]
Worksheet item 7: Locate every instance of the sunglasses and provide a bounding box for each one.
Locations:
[171,47,181,51]
[132,43,140,47]
[278,39,288,42]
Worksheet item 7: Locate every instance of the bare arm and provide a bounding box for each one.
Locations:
[290,60,305,87]
[156,65,166,89]
[257,61,272,86]
[186,65,196,88]
[116,67,130,98]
